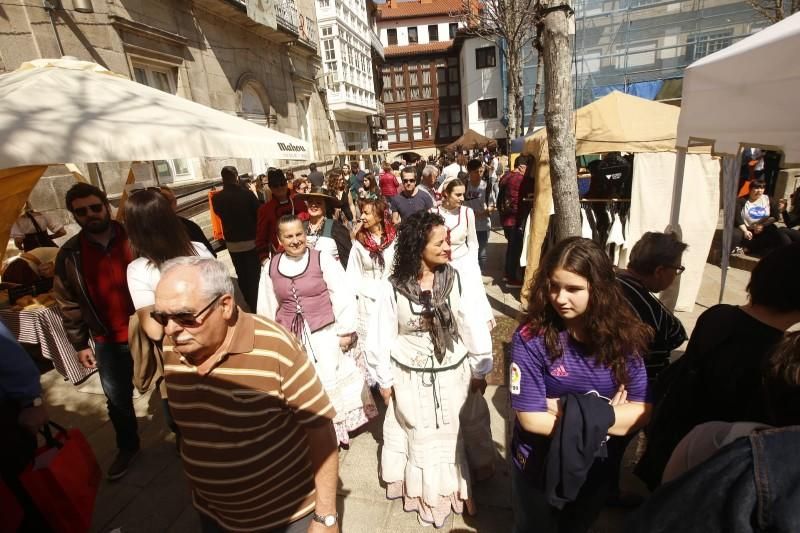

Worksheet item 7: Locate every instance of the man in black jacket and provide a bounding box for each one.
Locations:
[211,165,261,310]
[53,183,139,480]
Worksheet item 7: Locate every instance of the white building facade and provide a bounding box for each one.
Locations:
[459,36,505,141]
[316,0,378,150]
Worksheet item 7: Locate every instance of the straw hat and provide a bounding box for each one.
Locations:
[295,186,340,206]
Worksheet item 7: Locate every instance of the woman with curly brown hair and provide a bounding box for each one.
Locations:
[366,211,493,527]
[509,237,653,533]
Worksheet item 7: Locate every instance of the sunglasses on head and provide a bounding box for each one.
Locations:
[150,294,222,328]
[73,204,104,217]
[129,186,161,196]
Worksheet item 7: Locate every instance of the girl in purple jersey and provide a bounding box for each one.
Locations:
[510,237,653,533]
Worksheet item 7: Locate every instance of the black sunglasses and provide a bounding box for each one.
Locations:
[402,178,416,183]
[73,203,104,217]
[150,294,222,328]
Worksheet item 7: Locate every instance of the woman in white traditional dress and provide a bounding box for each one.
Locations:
[257,215,376,446]
[346,197,397,357]
[367,211,493,527]
[434,177,495,328]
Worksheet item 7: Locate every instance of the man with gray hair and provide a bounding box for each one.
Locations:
[617,231,689,386]
[153,256,340,532]
[418,164,440,206]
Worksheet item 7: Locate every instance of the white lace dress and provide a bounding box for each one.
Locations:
[366,278,493,527]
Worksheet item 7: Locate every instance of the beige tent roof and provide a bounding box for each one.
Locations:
[521,92,705,303]
[523,91,682,157]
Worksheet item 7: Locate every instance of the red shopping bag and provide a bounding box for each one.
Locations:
[0,479,23,533]
[20,422,101,533]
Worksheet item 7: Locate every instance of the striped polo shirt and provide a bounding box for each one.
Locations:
[163,311,336,532]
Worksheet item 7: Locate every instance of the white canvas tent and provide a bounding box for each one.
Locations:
[671,12,800,300]
[0,57,311,259]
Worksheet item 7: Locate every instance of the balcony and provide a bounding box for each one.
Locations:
[370,30,384,60]
[196,0,318,46]
[275,0,299,34]
[297,13,319,51]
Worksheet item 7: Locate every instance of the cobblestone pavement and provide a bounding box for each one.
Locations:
[38,229,749,532]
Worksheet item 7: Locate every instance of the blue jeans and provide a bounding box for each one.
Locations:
[476,230,489,273]
[95,342,139,451]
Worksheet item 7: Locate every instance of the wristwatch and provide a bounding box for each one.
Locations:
[312,512,338,527]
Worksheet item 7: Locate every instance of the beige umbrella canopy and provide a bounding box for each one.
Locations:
[0,57,311,259]
[445,128,497,152]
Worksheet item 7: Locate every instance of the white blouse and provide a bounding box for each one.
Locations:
[256,248,357,336]
[365,279,493,389]
[127,242,214,310]
[435,205,479,263]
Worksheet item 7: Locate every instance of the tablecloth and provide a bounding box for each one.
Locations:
[0,303,95,385]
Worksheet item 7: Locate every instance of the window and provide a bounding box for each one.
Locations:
[408,27,418,44]
[449,23,458,39]
[686,29,734,61]
[421,63,432,98]
[387,28,397,45]
[475,46,496,69]
[397,113,409,141]
[318,0,330,6]
[412,112,423,140]
[437,104,461,140]
[322,27,333,36]
[428,25,439,42]
[478,98,498,119]
[435,57,460,98]
[132,62,193,182]
[322,39,336,61]
[386,114,397,142]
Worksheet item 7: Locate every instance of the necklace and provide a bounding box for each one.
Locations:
[307,218,324,236]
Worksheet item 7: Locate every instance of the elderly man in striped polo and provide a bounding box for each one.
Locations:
[154,256,340,533]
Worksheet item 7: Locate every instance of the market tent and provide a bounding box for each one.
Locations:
[445,128,497,152]
[522,92,718,312]
[0,57,311,259]
[675,12,800,164]
[672,12,800,301]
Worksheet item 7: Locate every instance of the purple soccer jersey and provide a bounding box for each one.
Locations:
[509,325,649,471]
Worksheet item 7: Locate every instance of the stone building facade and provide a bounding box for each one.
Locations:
[0,0,336,236]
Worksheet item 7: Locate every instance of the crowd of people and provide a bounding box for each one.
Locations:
[2,151,800,533]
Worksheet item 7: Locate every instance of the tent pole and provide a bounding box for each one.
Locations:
[719,149,743,304]
[668,147,687,232]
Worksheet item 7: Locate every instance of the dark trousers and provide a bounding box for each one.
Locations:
[504,226,524,281]
[731,224,800,255]
[95,342,139,452]
[229,249,260,312]
[512,461,613,533]
[477,230,489,273]
[199,511,312,533]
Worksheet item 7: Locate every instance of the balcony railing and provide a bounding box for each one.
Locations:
[298,13,318,50]
[275,0,299,34]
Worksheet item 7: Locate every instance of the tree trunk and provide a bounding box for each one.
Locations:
[527,50,542,134]
[504,42,526,142]
[540,1,580,241]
